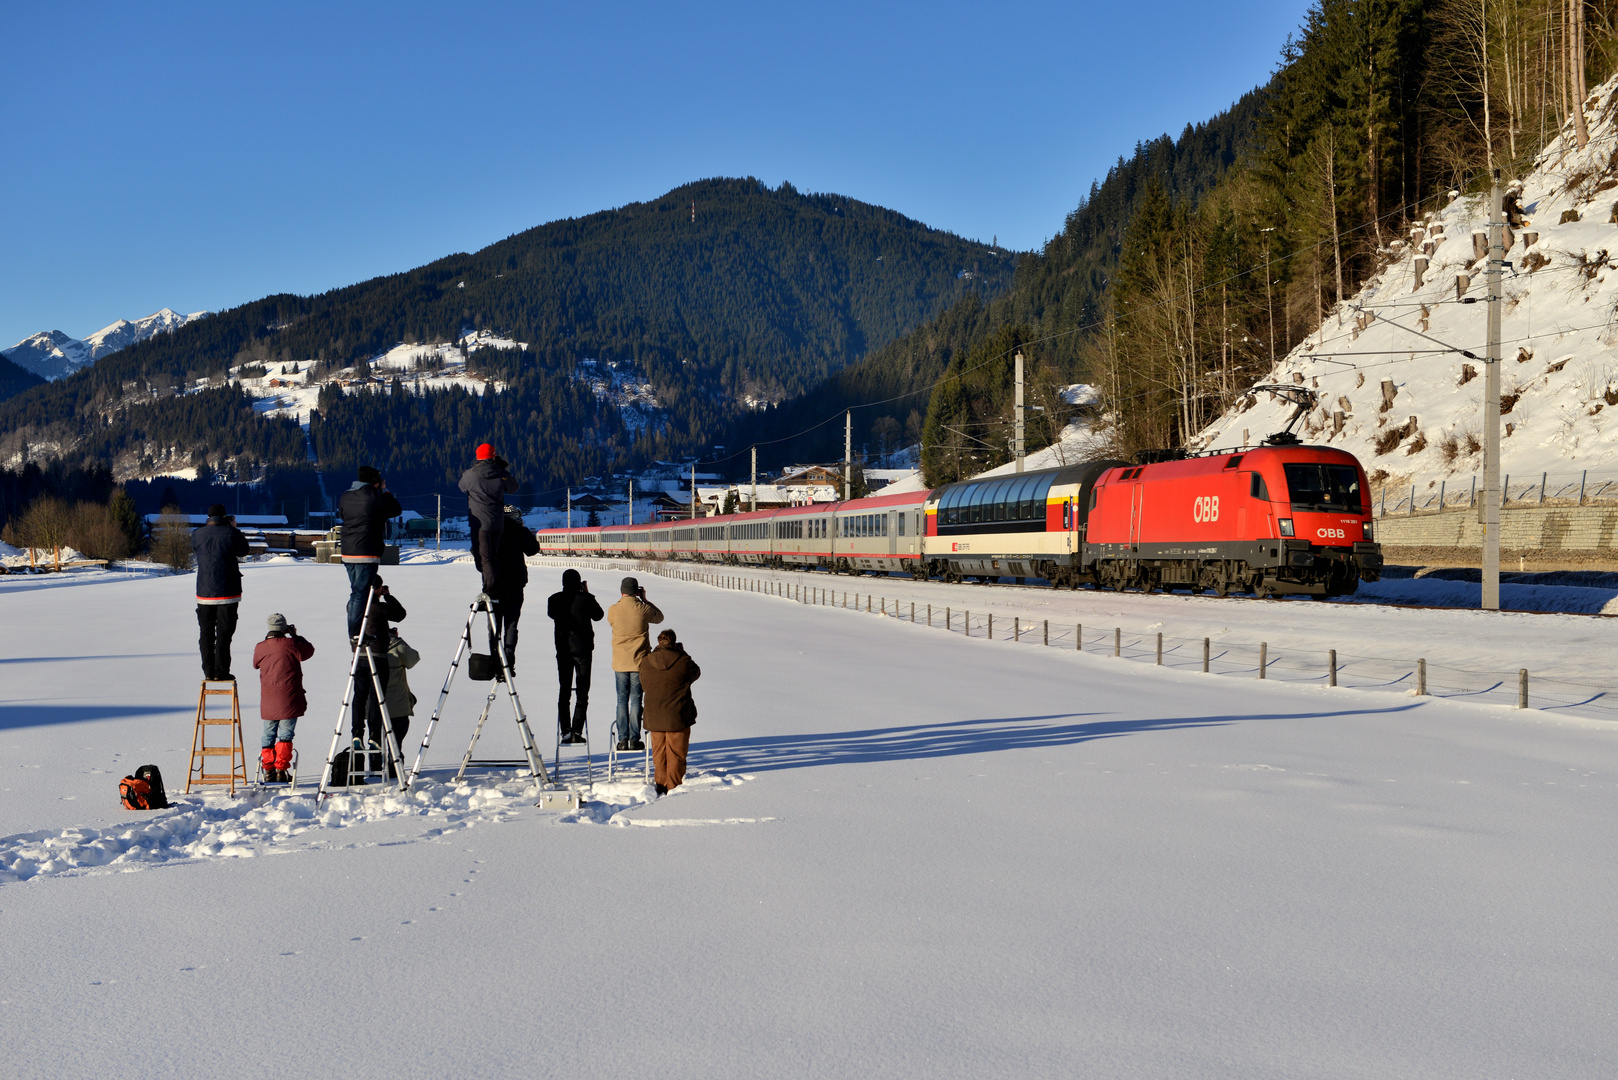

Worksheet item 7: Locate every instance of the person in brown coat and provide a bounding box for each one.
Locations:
[638,629,700,795]
[253,613,315,782]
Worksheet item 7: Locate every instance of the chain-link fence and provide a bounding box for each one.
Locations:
[1374,470,1618,516]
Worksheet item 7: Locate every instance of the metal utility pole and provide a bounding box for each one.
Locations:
[1261,227,1277,365]
[690,461,697,518]
[627,477,633,526]
[844,411,852,501]
[566,488,572,530]
[1013,349,1025,473]
[1482,169,1504,611]
[435,493,441,550]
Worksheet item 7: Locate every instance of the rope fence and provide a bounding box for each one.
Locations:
[547,557,1614,722]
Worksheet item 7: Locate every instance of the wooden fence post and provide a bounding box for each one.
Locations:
[1076,624,1082,652]
[965,611,971,637]
[1155,633,1162,665]
[945,607,950,630]
[1203,638,1209,672]
[1113,628,1120,657]
[1417,659,1426,695]
[1259,642,1268,679]
[928,604,933,626]
[988,614,993,639]
[1043,619,1048,646]
[1329,649,1337,686]
[1518,669,1529,709]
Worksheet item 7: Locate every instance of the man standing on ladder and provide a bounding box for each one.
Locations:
[489,505,540,674]
[352,576,406,773]
[548,568,602,744]
[192,503,250,681]
[459,444,518,598]
[338,465,401,641]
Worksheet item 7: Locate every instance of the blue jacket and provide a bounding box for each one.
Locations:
[192,521,251,603]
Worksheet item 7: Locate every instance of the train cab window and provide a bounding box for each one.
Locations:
[1224,455,1243,471]
[1250,473,1270,501]
[1283,463,1363,512]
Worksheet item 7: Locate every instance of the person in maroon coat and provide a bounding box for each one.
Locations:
[253,613,315,782]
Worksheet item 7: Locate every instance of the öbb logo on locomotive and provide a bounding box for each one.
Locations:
[535,444,1383,599]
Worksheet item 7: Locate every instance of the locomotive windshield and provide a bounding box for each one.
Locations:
[1283,463,1364,512]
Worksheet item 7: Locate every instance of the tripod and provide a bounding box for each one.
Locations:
[406,594,550,789]
[314,587,406,801]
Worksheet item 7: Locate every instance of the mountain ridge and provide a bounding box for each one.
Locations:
[4,308,210,381]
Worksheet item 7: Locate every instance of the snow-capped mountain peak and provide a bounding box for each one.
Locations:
[3,308,210,381]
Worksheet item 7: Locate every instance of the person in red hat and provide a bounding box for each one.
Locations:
[458,443,518,596]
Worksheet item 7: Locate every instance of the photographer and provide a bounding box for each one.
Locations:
[548,568,602,743]
[338,465,402,640]
[253,613,314,782]
[351,575,406,773]
[192,503,251,681]
[458,443,518,597]
[606,576,662,751]
[489,506,540,675]
[639,628,700,796]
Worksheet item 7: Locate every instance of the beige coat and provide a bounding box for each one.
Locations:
[385,633,420,719]
[607,595,664,671]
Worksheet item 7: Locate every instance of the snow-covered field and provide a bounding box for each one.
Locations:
[3,558,1617,1077]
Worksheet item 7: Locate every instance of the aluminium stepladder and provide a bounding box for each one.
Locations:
[406,594,552,789]
[313,587,407,801]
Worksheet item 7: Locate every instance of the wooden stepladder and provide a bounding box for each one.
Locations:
[186,678,249,795]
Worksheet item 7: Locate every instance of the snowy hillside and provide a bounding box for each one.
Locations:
[1197,74,1618,502]
[4,308,209,380]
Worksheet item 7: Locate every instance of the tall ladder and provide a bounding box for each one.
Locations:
[186,678,248,795]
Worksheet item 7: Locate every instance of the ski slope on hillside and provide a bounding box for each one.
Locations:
[2,559,1616,1077]
[1199,74,1618,501]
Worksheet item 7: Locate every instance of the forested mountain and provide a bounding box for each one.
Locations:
[762,0,1618,487]
[0,355,45,404]
[0,178,1008,498]
[728,90,1265,476]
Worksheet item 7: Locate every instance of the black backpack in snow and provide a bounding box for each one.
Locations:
[119,764,169,810]
[136,764,170,808]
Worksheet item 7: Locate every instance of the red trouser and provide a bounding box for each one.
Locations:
[649,729,690,790]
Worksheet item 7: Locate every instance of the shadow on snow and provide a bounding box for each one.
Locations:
[697,704,1426,773]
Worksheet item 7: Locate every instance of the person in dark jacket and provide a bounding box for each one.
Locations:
[478,506,535,672]
[351,575,407,773]
[192,504,252,680]
[638,629,700,795]
[458,444,518,596]
[547,568,603,743]
[338,465,402,640]
[252,613,314,782]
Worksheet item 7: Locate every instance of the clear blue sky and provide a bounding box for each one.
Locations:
[1,1,1311,348]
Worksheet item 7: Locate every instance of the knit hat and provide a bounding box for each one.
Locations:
[562,568,581,590]
[266,613,288,633]
[476,443,494,461]
[207,503,228,520]
[357,465,382,484]
[620,576,639,594]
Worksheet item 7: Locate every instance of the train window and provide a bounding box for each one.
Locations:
[1250,473,1270,501]
[897,513,904,536]
[1225,455,1244,470]
[1283,463,1363,511]
[883,514,889,536]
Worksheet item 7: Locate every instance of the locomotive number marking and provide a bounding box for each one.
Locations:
[1192,496,1220,523]
[1317,528,1346,539]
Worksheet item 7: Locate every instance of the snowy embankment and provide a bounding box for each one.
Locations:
[3,559,1617,1077]
[1198,73,1618,499]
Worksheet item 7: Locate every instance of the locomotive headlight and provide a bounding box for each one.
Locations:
[1363,521,1374,541]
[1278,518,1295,537]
